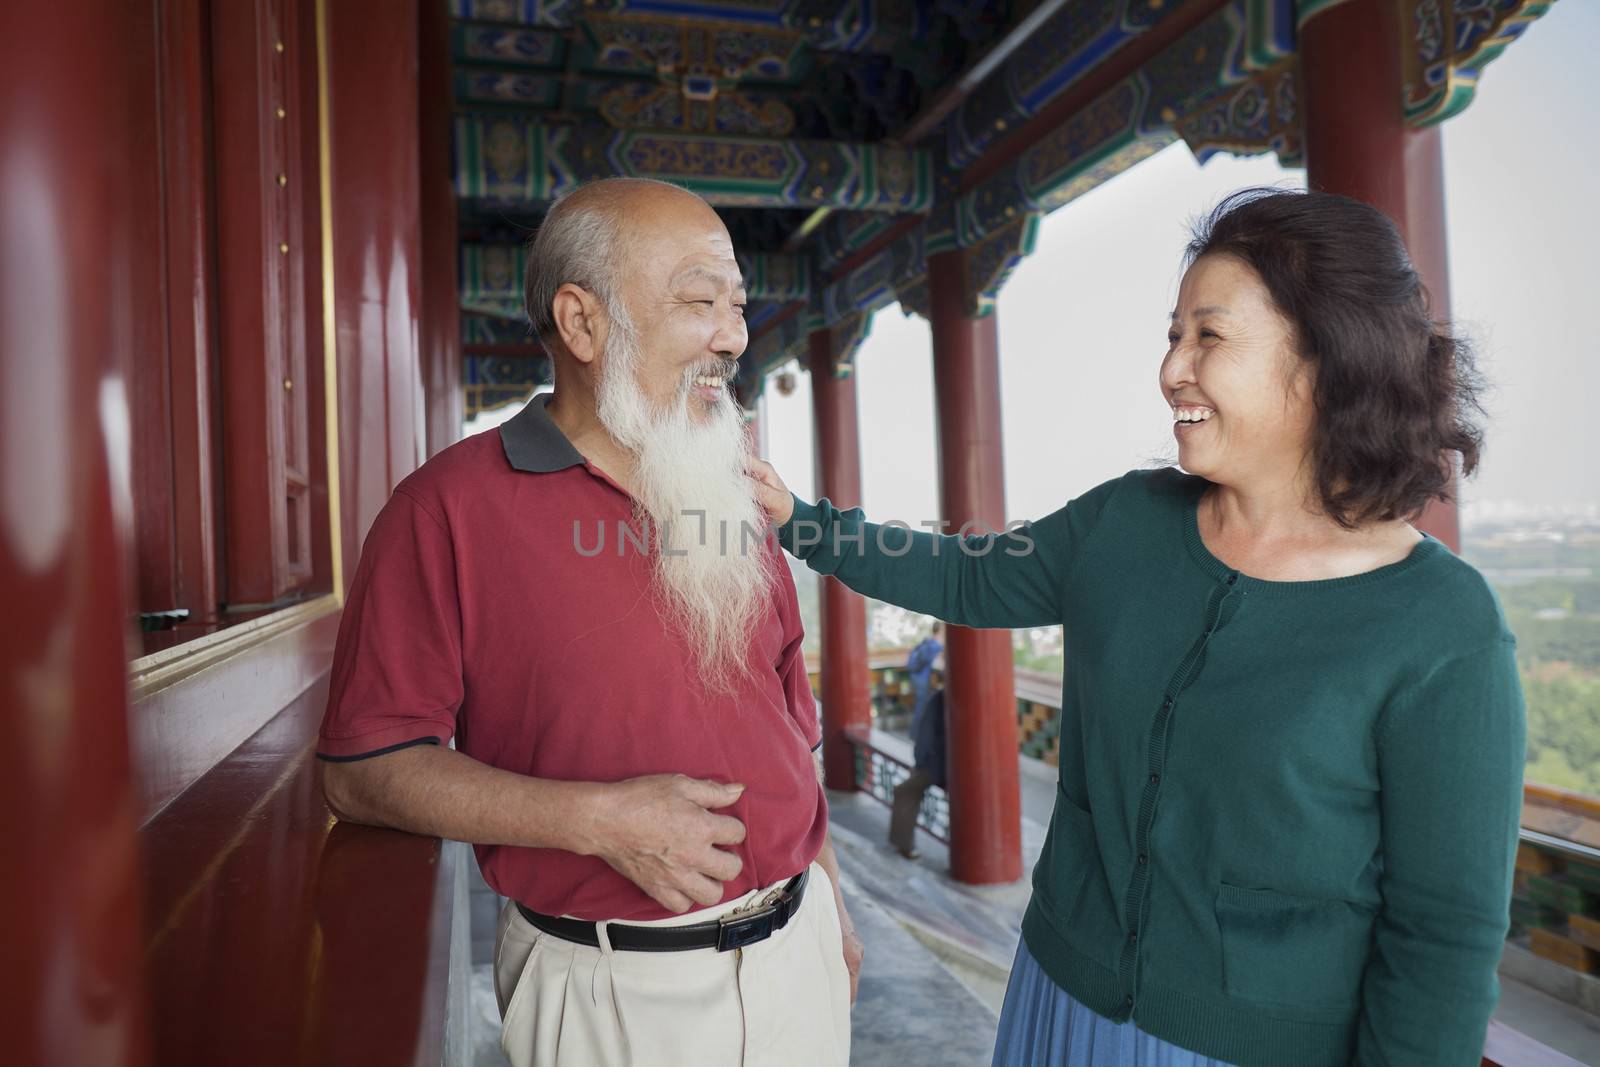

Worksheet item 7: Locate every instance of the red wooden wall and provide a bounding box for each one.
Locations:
[0,4,153,1063]
[2,3,461,1064]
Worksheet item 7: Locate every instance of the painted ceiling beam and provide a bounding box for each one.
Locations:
[956,0,1236,195]
[746,211,924,354]
[892,0,1074,148]
[446,0,928,56]
[455,115,932,211]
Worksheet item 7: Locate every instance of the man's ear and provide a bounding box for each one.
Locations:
[551,283,603,364]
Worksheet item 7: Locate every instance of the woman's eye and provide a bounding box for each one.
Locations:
[1167,333,1180,346]
[1200,329,1218,340]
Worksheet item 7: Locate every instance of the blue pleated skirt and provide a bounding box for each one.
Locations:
[991,939,1236,1067]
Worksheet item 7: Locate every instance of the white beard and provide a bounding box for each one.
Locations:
[594,306,774,695]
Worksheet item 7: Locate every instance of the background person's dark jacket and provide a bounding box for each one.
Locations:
[912,688,946,790]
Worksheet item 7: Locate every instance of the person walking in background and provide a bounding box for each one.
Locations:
[889,687,947,860]
[904,620,944,718]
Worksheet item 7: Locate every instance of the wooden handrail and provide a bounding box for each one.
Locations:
[1524,780,1600,822]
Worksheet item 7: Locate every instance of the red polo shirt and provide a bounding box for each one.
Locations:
[316,394,826,921]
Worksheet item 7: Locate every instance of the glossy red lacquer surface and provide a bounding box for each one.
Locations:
[807,328,874,793]
[927,249,1024,886]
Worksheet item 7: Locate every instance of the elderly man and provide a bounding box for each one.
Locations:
[317,178,861,1067]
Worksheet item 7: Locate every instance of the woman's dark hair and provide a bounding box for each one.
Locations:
[1185,187,1485,528]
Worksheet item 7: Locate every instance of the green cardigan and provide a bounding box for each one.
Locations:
[778,467,1524,1067]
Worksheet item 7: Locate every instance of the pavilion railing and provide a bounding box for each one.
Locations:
[843,723,951,844]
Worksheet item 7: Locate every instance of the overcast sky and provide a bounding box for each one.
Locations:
[761,3,1598,527]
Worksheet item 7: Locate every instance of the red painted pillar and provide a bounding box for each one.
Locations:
[418,0,463,459]
[326,0,427,571]
[927,250,1024,885]
[1301,0,1459,549]
[807,330,873,791]
[0,4,150,1065]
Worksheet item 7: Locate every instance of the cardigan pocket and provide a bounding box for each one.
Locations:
[1032,787,1097,928]
[1214,882,1374,1020]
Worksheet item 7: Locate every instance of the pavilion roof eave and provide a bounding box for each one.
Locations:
[956,0,1236,196]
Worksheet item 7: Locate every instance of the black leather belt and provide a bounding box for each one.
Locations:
[515,870,808,953]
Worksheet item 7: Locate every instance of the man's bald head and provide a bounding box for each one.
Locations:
[523,178,725,344]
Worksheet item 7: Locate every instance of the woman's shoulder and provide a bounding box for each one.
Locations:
[1027,467,1198,556]
[1128,464,1206,496]
[1039,465,1200,526]
[1407,542,1517,650]
[1075,465,1205,517]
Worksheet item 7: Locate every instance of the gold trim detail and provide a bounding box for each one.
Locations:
[315,0,345,604]
[129,594,340,702]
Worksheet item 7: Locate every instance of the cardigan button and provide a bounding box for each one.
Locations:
[1149,773,1160,785]
[1161,697,1173,709]
[1123,996,1134,1008]
[1137,853,1148,865]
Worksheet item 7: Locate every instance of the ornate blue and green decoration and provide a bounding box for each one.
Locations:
[1293,0,1557,128]
[455,118,933,210]
[460,243,525,320]
[465,355,552,421]
[1400,0,1556,126]
[445,0,1555,418]
[463,314,531,346]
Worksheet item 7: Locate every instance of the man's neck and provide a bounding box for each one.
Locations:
[544,391,638,492]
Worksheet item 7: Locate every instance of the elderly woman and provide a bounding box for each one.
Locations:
[748,189,1524,1067]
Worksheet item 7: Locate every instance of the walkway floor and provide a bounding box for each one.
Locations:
[831,753,1600,1066]
[467,754,1600,1065]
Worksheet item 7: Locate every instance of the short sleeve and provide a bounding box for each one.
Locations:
[316,487,463,761]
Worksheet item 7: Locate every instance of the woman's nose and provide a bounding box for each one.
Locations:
[1161,345,1194,390]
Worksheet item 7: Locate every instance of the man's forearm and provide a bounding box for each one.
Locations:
[322,742,605,854]
[816,832,843,895]
[816,833,855,933]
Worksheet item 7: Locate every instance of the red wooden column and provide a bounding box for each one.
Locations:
[326,0,428,571]
[807,330,873,791]
[418,0,463,459]
[927,250,1024,885]
[0,4,150,1065]
[1301,0,1460,550]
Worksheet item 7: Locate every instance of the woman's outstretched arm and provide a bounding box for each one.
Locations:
[748,458,1120,630]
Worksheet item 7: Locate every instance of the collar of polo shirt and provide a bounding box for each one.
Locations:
[500,393,586,473]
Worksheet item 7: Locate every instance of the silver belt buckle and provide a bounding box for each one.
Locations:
[715,886,792,952]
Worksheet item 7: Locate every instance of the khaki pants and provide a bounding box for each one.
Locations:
[494,862,851,1067]
[889,767,935,854]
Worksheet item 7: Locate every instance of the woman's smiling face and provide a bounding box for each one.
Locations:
[1160,253,1317,490]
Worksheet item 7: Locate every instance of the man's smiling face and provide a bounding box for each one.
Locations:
[606,190,748,422]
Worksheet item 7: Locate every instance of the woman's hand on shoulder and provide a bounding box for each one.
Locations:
[746,457,795,527]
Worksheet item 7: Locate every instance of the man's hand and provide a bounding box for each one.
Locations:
[587,774,748,913]
[746,457,795,527]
